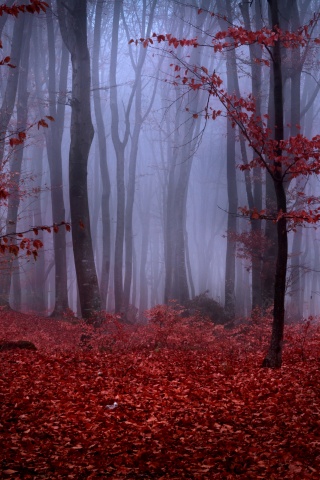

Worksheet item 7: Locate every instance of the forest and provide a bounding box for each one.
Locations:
[0,0,320,478]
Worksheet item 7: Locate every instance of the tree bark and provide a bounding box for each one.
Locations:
[110,0,126,314]
[0,14,31,308]
[92,0,111,310]
[57,0,101,319]
[0,7,25,166]
[288,0,303,321]
[240,0,263,311]
[262,0,287,368]
[122,0,157,312]
[217,0,238,319]
[45,1,69,316]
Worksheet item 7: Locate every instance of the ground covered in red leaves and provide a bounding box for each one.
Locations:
[0,307,320,479]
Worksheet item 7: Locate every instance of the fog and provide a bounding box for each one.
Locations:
[1,0,320,322]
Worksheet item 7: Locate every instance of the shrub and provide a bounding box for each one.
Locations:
[184,291,232,326]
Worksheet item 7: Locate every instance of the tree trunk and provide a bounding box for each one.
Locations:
[57,0,101,319]
[110,0,126,314]
[262,0,287,368]
[0,15,31,308]
[240,0,263,311]
[0,8,25,166]
[164,2,210,306]
[261,65,277,311]
[92,0,111,310]
[217,0,238,319]
[28,146,46,314]
[45,2,69,316]
[122,0,157,312]
[288,0,303,322]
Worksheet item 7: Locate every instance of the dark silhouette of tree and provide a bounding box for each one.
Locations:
[57,0,101,319]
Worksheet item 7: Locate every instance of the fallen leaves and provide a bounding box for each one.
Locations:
[0,310,319,478]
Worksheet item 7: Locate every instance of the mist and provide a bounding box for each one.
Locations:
[0,0,320,324]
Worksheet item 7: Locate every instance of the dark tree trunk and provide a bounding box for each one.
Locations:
[57,0,101,319]
[262,0,287,368]
[261,65,277,311]
[92,0,111,310]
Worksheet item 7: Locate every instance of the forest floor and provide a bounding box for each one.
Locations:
[0,308,320,479]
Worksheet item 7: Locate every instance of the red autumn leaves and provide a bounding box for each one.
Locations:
[0,309,319,478]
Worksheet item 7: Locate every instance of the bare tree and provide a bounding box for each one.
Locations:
[57,0,101,319]
[92,0,111,310]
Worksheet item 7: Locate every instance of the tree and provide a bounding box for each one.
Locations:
[0,12,31,307]
[161,1,213,306]
[217,0,238,319]
[44,0,70,316]
[0,0,69,310]
[262,0,286,367]
[92,0,111,311]
[109,0,130,314]
[122,0,157,312]
[57,0,101,319]
[0,5,26,168]
[136,1,320,366]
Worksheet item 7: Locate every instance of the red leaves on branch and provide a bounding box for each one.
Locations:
[0,309,319,478]
[37,118,48,129]
[9,116,54,147]
[0,222,70,258]
[0,1,48,17]
[129,32,199,48]
[0,55,15,68]
[9,131,26,147]
[132,14,320,53]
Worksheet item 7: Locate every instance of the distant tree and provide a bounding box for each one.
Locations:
[109,0,130,314]
[92,0,111,311]
[122,0,157,312]
[0,0,66,310]
[44,0,70,316]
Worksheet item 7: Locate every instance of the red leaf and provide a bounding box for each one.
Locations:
[37,119,49,129]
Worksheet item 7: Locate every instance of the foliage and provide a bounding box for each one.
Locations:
[0,221,70,260]
[0,309,319,478]
[133,22,320,226]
